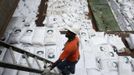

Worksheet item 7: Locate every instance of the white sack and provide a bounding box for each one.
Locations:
[9,28,25,44]
[118,56,133,75]
[20,28,34,44]
[32,27,46,46]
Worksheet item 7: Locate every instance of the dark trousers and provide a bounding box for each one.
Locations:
[57,60,77,75]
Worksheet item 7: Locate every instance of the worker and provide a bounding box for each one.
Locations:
[42,25,81,75]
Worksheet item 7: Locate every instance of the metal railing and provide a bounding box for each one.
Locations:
[0,41,53,74]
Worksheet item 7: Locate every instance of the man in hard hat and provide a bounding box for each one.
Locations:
[43,25,80,75]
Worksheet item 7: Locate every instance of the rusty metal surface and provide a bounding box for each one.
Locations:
[35,0,48,26]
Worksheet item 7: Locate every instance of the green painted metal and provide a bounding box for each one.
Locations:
[88,0,121,31]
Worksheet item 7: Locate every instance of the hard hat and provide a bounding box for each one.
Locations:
[64,25,81,34]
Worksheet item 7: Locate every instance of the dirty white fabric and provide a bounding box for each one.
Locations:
[32,46,46,70]
[90,32,107,45]
[20,28,35,44]
[34,46,45,58]
[45,45,59,62]
[96,58,118,71]
[47,15,63,25]
[125,37,134,49]
[2,69,18,75]
[12,44,24,63]
[84,51,98,69]
[44,28,60,45]
[9,28,25,44]
[106,35,126,52]
[129,34,134,47]
[0,47,7,60]
[87,69,101,75]
[118,56,133,75]
[74,68,87,75]
[130,58,134,73]
[44,37,57,45]
[32,27,46,46]
[23,45,35,66]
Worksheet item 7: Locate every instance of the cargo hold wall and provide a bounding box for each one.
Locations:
[0,0,19,38]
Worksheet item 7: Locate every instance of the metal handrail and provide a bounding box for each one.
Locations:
[0,41,52,63]
[0,61,43,73]
[0,40,53,74]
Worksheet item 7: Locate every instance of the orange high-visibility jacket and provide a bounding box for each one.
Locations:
[59,36,80,62]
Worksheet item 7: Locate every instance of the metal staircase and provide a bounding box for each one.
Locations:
[0,41,60,75]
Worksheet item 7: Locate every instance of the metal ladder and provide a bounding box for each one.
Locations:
[0,41,60,75]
